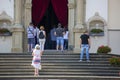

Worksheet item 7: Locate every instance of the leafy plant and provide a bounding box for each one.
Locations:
[97,45,111,53]
[90,28,103,33]
[109,56,120,66]
[0,28,10,34]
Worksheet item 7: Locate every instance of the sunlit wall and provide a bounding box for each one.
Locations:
[86,0,108,21]
[0,0,14,18]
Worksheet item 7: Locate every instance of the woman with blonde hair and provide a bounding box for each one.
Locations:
[31,44,42,76]
[38,26,46,53]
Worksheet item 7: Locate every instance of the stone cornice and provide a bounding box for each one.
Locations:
[0,11,13,22]
[87,12,107,26]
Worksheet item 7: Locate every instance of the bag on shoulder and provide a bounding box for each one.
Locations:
[39,31,45,39]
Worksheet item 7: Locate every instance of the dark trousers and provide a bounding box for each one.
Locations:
[64,39,68,50]
[51,40,56,49]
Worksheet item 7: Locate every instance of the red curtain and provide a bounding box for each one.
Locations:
[32,0,50,26]
[51,0,68,26]
[32,0,68,26]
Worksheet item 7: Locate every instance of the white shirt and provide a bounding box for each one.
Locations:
[63,31,69,39]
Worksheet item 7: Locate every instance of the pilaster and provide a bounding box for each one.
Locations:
[68,0,75,50]
[24,0,32,28]
[11,0,24,53]
[73,0,86,53]
[73,28,86,53]
[24,0,32,52]
[75,0,84,28]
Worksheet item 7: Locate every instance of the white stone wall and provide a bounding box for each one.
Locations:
[89,36,108,53]
[86,0,108,21]
[0,36,12,53]
[0,0,14,18]
[108,0,120,29]
[108,30,120,54]
[107,0,120,55]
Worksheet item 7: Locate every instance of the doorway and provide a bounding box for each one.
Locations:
[38,2,59,49]
[32,0,68,50]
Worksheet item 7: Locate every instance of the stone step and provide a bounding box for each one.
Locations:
[0,75,120,80]
[0,53,119,80]
[0,58,111,61]
[0,54,111,56]
[0,56,111,58]
[0,71,119,76]
[0,68,119,72]
[0,63,111,67]
[0,59,109,64]
[0,65,120,70]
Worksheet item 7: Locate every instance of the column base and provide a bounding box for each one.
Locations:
[73,47,80,53]
[75,23,84,29]
[73,28,86,53]
[68,45,74,51]
[11,24,24,53]
[11,48,23,53]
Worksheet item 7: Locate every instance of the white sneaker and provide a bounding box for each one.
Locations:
[39,65,42,70]
[79,60,82,62]
[87,60,90,62]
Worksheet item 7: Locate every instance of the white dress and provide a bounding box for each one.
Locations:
[31,49,41,69]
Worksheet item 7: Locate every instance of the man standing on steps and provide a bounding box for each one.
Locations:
[54,23,65,52]
[50,25,56,49]
[79,30,91,62]
[27,22,35,52]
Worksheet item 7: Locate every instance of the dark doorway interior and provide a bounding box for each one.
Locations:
[38,2,59,49]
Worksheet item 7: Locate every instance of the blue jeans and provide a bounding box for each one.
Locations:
[80,44,90,60]
[28,38,35,48]
[56,37,64,46]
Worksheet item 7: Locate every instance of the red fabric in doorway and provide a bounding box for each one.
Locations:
[51,0,68,26]
[32,0,50,26]
[32,0,68,27]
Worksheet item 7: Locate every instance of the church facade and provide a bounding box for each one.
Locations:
[0,0,120,55]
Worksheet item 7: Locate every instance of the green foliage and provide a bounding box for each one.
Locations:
[0,28,10,34]
[90,29,103,33]
[97,45,111,53]
[109,56,120,66]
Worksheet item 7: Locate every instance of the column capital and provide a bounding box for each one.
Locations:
[73,27,86,33]
[68,3,75,9]
[25,3,32,9]
[25,0,32,4]
[12,23,23,29]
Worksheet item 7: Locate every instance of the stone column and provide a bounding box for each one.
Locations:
[14,0,22,26]
[75,0,84,28]
[68,0,75,50]
[25,0,32,28]
[24,0,32,52]
[73,0,85,53]
[11,0,24,53]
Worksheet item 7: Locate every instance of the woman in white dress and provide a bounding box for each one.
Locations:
[31,44,42,76]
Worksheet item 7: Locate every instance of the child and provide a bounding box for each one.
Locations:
[31,44,42,76]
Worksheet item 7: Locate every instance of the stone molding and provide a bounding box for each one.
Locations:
[0,11,13,23]
[73,28,86,33]
[68,3,75,9]
[25,3,32,9]
[87,12,107,26]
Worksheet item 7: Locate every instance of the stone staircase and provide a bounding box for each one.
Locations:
[0,51,120,80]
